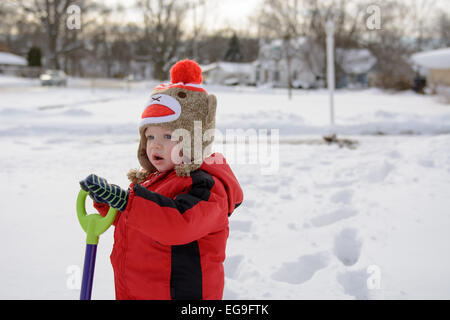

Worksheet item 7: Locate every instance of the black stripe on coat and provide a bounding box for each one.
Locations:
[170,241,203,300]
[133,170,215,214]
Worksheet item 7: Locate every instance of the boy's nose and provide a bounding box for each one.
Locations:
[150,140,163,149]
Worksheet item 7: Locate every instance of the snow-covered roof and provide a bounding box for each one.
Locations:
[261,37,308,49]
[200,63,219,73]
[201,62,254,74]
[411,48,450,69]
[0,52,27,66]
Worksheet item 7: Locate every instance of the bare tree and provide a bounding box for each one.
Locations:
[137,0,186,80]
[257,0,303,99]
[14,0,99,70]
[16,0,74,69]
[60,1,103,76]
[80,3,138,78]
[193,30,230,63]
[409,0,437,51]
[360,0,418,90]
[186,0,207,61]
[303,0,369,88]
[256,0,367,93]
[0,2,12,36]
[0,1,45,55]
[437,12,450,47]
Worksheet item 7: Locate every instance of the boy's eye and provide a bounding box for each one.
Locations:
[164,134,172,140]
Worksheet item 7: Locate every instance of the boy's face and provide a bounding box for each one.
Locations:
[145,126,183,172]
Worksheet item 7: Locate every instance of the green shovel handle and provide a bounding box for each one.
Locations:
[76,189,118,245]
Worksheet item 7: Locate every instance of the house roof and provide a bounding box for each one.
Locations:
[411,48,450,69]
[260,37,308,49]
[0,52,27,66]
[201,61,254,74]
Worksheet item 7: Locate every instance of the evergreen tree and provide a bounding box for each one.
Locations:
[224,33,243,62]
[27,46,42,67]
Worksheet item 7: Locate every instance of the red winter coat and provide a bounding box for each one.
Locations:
[94,153,243,300]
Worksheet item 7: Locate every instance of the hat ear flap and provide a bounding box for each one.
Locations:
[135,131,157,177]
[206,94,217,126]
[175,163,202,177]
[202,94,217,157]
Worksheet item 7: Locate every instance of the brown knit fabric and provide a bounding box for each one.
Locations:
[128,85,217,182]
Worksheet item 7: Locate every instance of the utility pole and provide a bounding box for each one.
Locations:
[325,20,335,130]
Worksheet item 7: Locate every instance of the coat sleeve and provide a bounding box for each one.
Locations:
[124,170,229,246]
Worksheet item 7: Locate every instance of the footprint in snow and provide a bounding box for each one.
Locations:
[260,184,279,193]
[229,220,252,233]
[333,228,362,266]
[385,150,402,159]
[364,160,394,183]
[310,208,357,228]
[418,158,434,168]
[280,192,293,200]
[271,252,329,285]
[330,189,353,205]
[337,268,370,300]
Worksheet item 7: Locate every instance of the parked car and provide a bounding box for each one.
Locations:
[40,69,67,86]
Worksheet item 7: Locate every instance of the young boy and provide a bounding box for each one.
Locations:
[80,60,243,300]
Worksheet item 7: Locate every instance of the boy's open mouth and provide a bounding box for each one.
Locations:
[152,154,164,161]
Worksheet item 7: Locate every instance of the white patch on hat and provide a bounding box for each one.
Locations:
[140,94,182,127]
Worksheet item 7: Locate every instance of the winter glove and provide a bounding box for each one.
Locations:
[79,174,129,212]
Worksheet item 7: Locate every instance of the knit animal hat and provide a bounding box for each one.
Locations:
[128,59,217,182]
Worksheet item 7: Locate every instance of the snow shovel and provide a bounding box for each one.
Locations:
[76,189,117,300]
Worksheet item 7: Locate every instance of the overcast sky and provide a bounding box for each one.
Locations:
[103,0,262,34]
[102,0,449,35]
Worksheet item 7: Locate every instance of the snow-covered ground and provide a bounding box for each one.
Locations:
[1,77,450,299]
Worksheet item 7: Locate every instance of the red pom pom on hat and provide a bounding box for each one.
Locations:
[170,59,203,84]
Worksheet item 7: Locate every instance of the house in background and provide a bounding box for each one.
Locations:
[201,61,255,86]
[254,37,377,89]
[0,42,27,75]
[412,47,450,102]
[129,55,153,80]
[336,48,377,88]
[255,37,324,89]
[412,47,450,88]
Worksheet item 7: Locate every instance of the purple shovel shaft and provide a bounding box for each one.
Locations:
[80,244,97,300]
